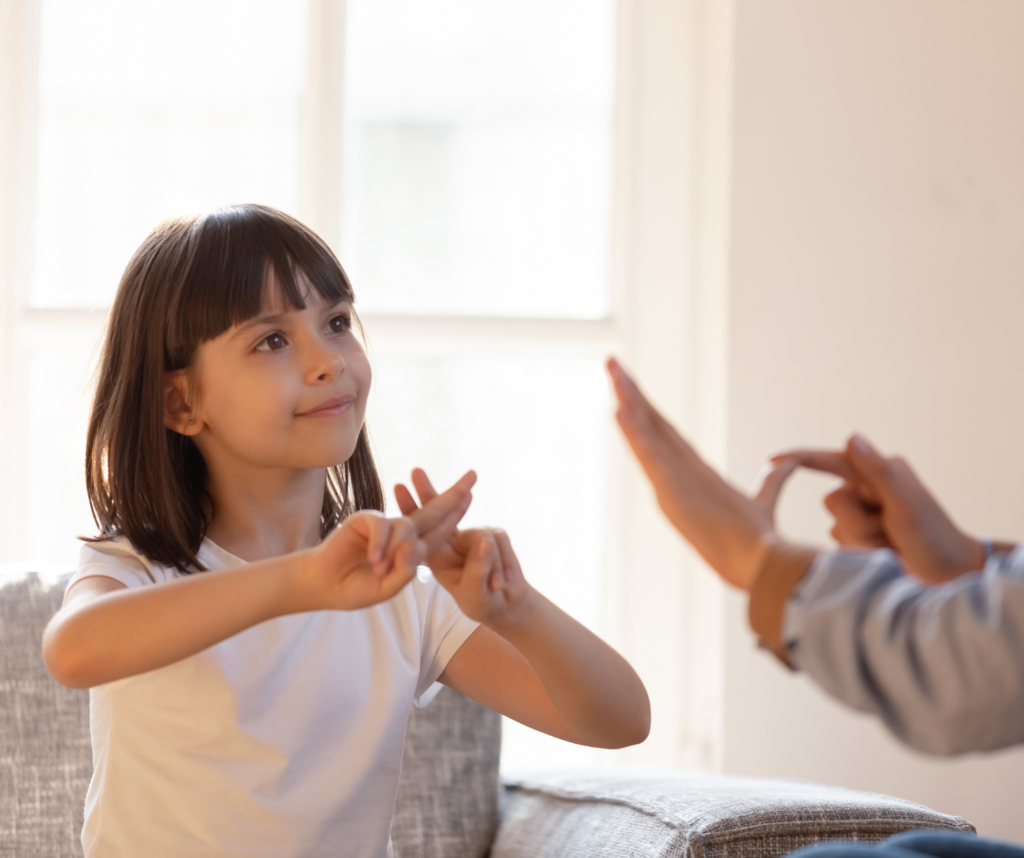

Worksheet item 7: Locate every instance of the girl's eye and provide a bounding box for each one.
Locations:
[254,332,288,352]
[326,314,352,335]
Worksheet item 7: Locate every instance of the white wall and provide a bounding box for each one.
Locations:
[720,0,1024,841]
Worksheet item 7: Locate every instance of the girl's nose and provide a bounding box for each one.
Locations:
[306,342,345,383]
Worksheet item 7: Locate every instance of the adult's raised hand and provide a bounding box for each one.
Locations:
[608,357,795,590]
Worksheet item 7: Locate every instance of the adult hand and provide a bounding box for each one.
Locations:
[608,358,797,590]
[772,435,996,584]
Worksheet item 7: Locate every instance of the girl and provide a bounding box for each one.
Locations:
[43,204,650,858]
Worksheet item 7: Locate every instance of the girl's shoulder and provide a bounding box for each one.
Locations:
[71,537,176,593]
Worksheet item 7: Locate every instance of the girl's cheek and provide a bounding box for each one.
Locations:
[350,346,372,395]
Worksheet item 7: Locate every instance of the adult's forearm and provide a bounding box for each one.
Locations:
[785,547,1024,754]
[43,556,305,688]
[493,593,651,749]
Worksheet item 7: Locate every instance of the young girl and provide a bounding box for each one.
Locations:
[43,204,650,858]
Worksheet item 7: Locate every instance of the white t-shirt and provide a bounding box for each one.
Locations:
[69,537,479,858]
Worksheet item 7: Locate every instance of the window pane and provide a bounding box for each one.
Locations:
[26,344,96,565]
[341,0,615,319]
[366,348,611,768]
[31,0,307,308]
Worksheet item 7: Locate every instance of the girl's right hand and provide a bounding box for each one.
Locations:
[294,471,477,611]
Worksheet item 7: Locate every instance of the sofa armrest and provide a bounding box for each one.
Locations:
[493,770,973,858]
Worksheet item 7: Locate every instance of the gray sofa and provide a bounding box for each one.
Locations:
[2,570,974,857]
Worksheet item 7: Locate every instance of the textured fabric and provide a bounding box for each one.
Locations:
[494,771,974,858]
[783,545,1024,754]
[0,571,89,858]
[787,831,1000,858]
[392,686,502,858]
[70,538,479,858]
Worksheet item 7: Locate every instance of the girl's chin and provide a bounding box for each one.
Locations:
[295,442,361,470]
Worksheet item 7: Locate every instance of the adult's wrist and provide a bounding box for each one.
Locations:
[747,542,819,665]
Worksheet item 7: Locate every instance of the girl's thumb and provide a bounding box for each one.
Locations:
[475,537,494,560]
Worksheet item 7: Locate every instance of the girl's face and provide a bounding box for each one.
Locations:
[170,273,371,476]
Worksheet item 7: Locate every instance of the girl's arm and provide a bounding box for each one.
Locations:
[438,531,650,749]
[45,474,475,689]
[396,475,650,749]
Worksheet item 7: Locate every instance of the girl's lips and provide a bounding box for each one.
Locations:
[296,395,355,417]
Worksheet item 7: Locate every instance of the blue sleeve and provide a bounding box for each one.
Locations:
[783,545,1024,754]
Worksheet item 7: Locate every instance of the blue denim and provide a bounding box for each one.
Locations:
[788,831,1020,858]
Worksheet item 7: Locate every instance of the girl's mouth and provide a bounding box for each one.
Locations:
[296,395,355,417]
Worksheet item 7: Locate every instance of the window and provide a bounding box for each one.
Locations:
[0,0,720,773]
[340,0,615,769]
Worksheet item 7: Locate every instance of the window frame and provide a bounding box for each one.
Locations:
[0,0,733,773]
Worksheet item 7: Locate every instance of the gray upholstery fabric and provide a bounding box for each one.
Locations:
[392,686,502,858]
[0,572,89,858]
[494,771,975,858]
[0,568,974,858]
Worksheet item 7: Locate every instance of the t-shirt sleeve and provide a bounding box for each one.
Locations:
[410,571,480,708]
[68,540,171,596]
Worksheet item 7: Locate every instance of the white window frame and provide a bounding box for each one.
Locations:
[0,0,734,772]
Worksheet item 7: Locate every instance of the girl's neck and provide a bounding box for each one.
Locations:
[202,464,327,563]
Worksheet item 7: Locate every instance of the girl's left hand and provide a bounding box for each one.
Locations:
[395,470,532,627]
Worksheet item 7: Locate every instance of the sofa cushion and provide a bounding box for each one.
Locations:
[0,571,90,858]
[0,568,501,858]
[392,686,502,858]
[495,770,974,858]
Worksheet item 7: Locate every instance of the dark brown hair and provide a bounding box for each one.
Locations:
[85,204,384,572]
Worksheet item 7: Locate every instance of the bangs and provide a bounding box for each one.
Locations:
[165,204,353,371]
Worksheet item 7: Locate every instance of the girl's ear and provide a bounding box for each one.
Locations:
[164,372,201,435]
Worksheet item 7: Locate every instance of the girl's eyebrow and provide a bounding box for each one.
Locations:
[230,299,348,340]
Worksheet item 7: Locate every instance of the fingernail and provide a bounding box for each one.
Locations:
[851,434,871,455]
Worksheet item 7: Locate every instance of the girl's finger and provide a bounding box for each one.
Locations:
[411,468,440,505]
[392,537,427,579]
[407,471,477,538]
[394,483,420,516]
[378,541,422,599]
[419,492,473,555]
[381,516,418,576]
[467,534,496,586]
[491,529,521,590]
[363,513,389,566]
